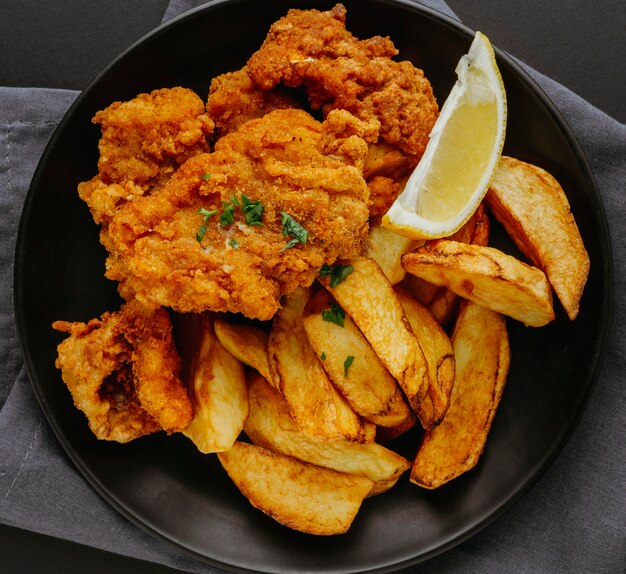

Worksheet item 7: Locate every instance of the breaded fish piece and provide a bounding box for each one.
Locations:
[206,66,304,138]
[53,300,193,442]
[247,4,438,161]
[78,87,214,224]
[103,108,371,320]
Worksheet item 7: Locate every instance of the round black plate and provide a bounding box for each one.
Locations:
[14,1,612,573]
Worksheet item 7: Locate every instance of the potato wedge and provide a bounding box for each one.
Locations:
[268,288,365,441]
[402,240,554,327]
[366,222,420,284]
[176,313,248,453]
[245,374,411,496]
[411,301,510,488]
[405,203,490,325]
[302,288,414,428]
[218,441,373,536]
[214,318,273,385]
[320,257,429,413]
[395,289,455,429]
[486,156,590,319]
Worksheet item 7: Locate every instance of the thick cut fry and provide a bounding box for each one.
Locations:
[486,156,589,320]
[214,319,273,386]
[405,203,489,325]
[321,257,429,413]
[411,301,510,488]
[268,288,365,441]
[245,374,411,496]
[176,313,248,453]
[303,288,414,428]
[402,240,554,327]
[366,222,420,285]
[218,441,373,535]
[395,289,455,429]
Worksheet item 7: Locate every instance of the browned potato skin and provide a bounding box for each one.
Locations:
[176,313,248,453]
[411,301,510,489]
[395,289,455,430]
[268,288,366,441]
[486,156,589,320]
[402,240,555,327]
[405,203,490,326]
[320,257,429,414]
[303,287,414,428]
[245,374,411,496]
[218,441,373,535]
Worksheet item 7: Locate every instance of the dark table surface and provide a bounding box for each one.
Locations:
[1,1,624,573]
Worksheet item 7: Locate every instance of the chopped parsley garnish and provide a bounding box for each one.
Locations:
[279,211,308,252]
[230,238,239,249]
[201,173,212,181]
[320,352,327,361]
[196,207,218,244]
[318,263,354,287]
[321,301,346,328]
[220,200,236,226]
[231,194,240,206]
[344,355,355,377]
[241,194,264,226]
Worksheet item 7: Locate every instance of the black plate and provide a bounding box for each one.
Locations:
[14,1,612,572]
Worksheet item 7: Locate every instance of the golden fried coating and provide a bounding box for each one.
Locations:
[78,87,214,224]
[247,4,438,161]
[103,108,370,320]
[206,66,304,138]
[53,300,193,442]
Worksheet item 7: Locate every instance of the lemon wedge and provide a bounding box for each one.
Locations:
[382,32,506,239]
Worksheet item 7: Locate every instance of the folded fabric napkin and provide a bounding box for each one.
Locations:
[1,1,624,573]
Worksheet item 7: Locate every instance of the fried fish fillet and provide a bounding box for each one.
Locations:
[52,300,193,442]
[78,87,214,224]
[247,4,439,162]
[103,108,371,320]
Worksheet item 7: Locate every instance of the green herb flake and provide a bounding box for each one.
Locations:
[321,301,346,328]
[320,352,327,361]
[220,200,236,226]
[279,211,308,252]
[241,193,265,226]
[343,355,355,377]
[201,173,212,181]
[319,263,354,288]
[196,207,218,244]
[230,238,239,249]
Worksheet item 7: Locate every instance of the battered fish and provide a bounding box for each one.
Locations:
[53,300,193,442]
[247,4,439,162]
[103,108,371,320]
[78,87,214,224]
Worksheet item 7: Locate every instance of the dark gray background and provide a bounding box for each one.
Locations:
[1,1,624,573]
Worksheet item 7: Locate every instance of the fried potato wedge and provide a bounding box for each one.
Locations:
[395,289,455,429]
[366,222,420,284]
[302,288,414,428]
[320,257,429,413]
[486,156,590,320]
[405,203,490,325]
[245,374,411,496]
[268,288,365,441]
[402,240,554,327]
[214,318,273,386]
[218,441,373,535]
[176,313,248,453]
[411,301,510,488]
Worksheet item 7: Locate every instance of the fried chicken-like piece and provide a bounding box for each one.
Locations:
[103,108,370,320]
[53,300,193,442]
[78,87,214,224]
[206,66,304,138]
[247,4,438,162]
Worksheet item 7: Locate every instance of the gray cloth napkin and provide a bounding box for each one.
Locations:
[1,1,624,573]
